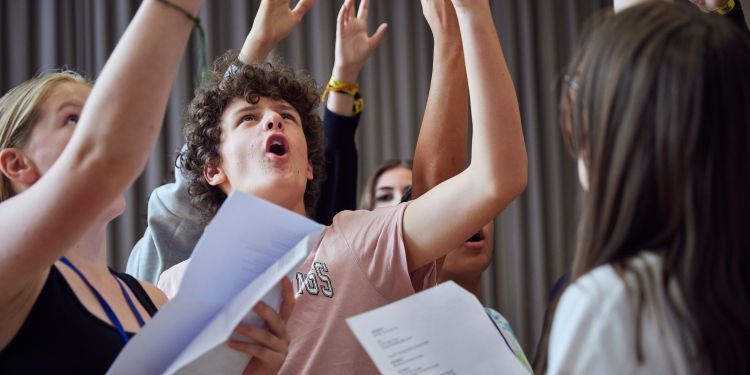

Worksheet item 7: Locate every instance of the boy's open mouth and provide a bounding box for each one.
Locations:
[265,134,289,157]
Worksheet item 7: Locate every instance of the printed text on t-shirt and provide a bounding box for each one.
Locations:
[295,261,334,298]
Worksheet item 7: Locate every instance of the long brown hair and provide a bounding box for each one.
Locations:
[558,2,750,373]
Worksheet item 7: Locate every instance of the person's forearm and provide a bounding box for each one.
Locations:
[326,63,360,116]
[411,36,468,198]
[456,3,527,200]
[239,34,274,64]
[66,0,201,197]
[401,1,525,271]
[0,0,201,285]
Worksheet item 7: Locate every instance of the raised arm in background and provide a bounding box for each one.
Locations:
[315,0,387,224]
[411,0,468,198]
[403,0,527,271]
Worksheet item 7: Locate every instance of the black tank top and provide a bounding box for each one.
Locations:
[0,266,158,374]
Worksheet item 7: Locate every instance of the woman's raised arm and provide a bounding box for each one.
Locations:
[0,0,202,291]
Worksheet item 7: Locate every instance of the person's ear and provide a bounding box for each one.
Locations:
[306,160,314,181]
[0,148,40,187]
[203,160,227,187]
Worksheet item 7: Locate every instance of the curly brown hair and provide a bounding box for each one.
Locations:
[179,51,325,218]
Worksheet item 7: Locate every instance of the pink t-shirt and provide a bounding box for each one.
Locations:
[157,203,436,373]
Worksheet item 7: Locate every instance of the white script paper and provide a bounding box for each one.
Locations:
[108,192,323,375]
[347,281,528,375]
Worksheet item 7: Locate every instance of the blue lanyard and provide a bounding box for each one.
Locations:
[59,256,145,343]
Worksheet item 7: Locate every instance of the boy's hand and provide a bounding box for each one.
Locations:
[228,278,295,374]
[333,0,388,82]
[240,0,316,64]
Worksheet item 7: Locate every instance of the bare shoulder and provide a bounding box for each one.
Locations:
[138,280,168,309]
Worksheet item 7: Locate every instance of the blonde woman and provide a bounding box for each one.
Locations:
[0,1,290,373]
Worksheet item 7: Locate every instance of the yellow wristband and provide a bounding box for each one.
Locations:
[321,77,364,115]
[353,93,364,115]
[715,0,735,15]
[700,0,735,14]
[322,77,359,102]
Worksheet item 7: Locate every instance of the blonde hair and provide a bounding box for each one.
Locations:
[0,71,89,202]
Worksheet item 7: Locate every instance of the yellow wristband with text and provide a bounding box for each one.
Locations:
[321,77,365,115]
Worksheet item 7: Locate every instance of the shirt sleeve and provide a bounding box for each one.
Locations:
[547,269,637,374]
[312,108,361,226]
[126,154,205,284]
[331,204,436,302]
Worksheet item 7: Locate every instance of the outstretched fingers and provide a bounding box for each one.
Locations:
[254,302,287,340]
[229,339,286,375]
[291,0,316,20]
[368,22,388,50]
[337,0,351,33]
[357,0,370,20]
[231,321,287,354]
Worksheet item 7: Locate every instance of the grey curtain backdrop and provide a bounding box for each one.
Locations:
[1,0,611,356]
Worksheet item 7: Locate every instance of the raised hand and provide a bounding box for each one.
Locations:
[450,0,489,9]
[421,0,461,40]
[240,0,316,64]
[332,0,388,82]
[228,278,295,375]
[412,0,467,198]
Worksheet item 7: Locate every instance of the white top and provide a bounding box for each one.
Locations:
[157,259,190,299]
[548,252,693,374]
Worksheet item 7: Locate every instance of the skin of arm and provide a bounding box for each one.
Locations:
[240,0,385,116]
[403,0,527,272]
[613,0,732,13]
[0,0,202,297]
[238,0,315,64]
[140,281,169,309]
[411,0,468,198]
[314,0,387,223]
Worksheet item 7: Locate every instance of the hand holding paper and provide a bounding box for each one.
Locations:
[108,192,323,375]
[228,278,294,375]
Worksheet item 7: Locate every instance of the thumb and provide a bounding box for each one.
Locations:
[368,23,388,51]
[292,0,316,19]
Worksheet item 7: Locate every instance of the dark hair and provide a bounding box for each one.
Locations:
[179,52,325,217]
[359,159,412,210]
[551,3,750,374]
